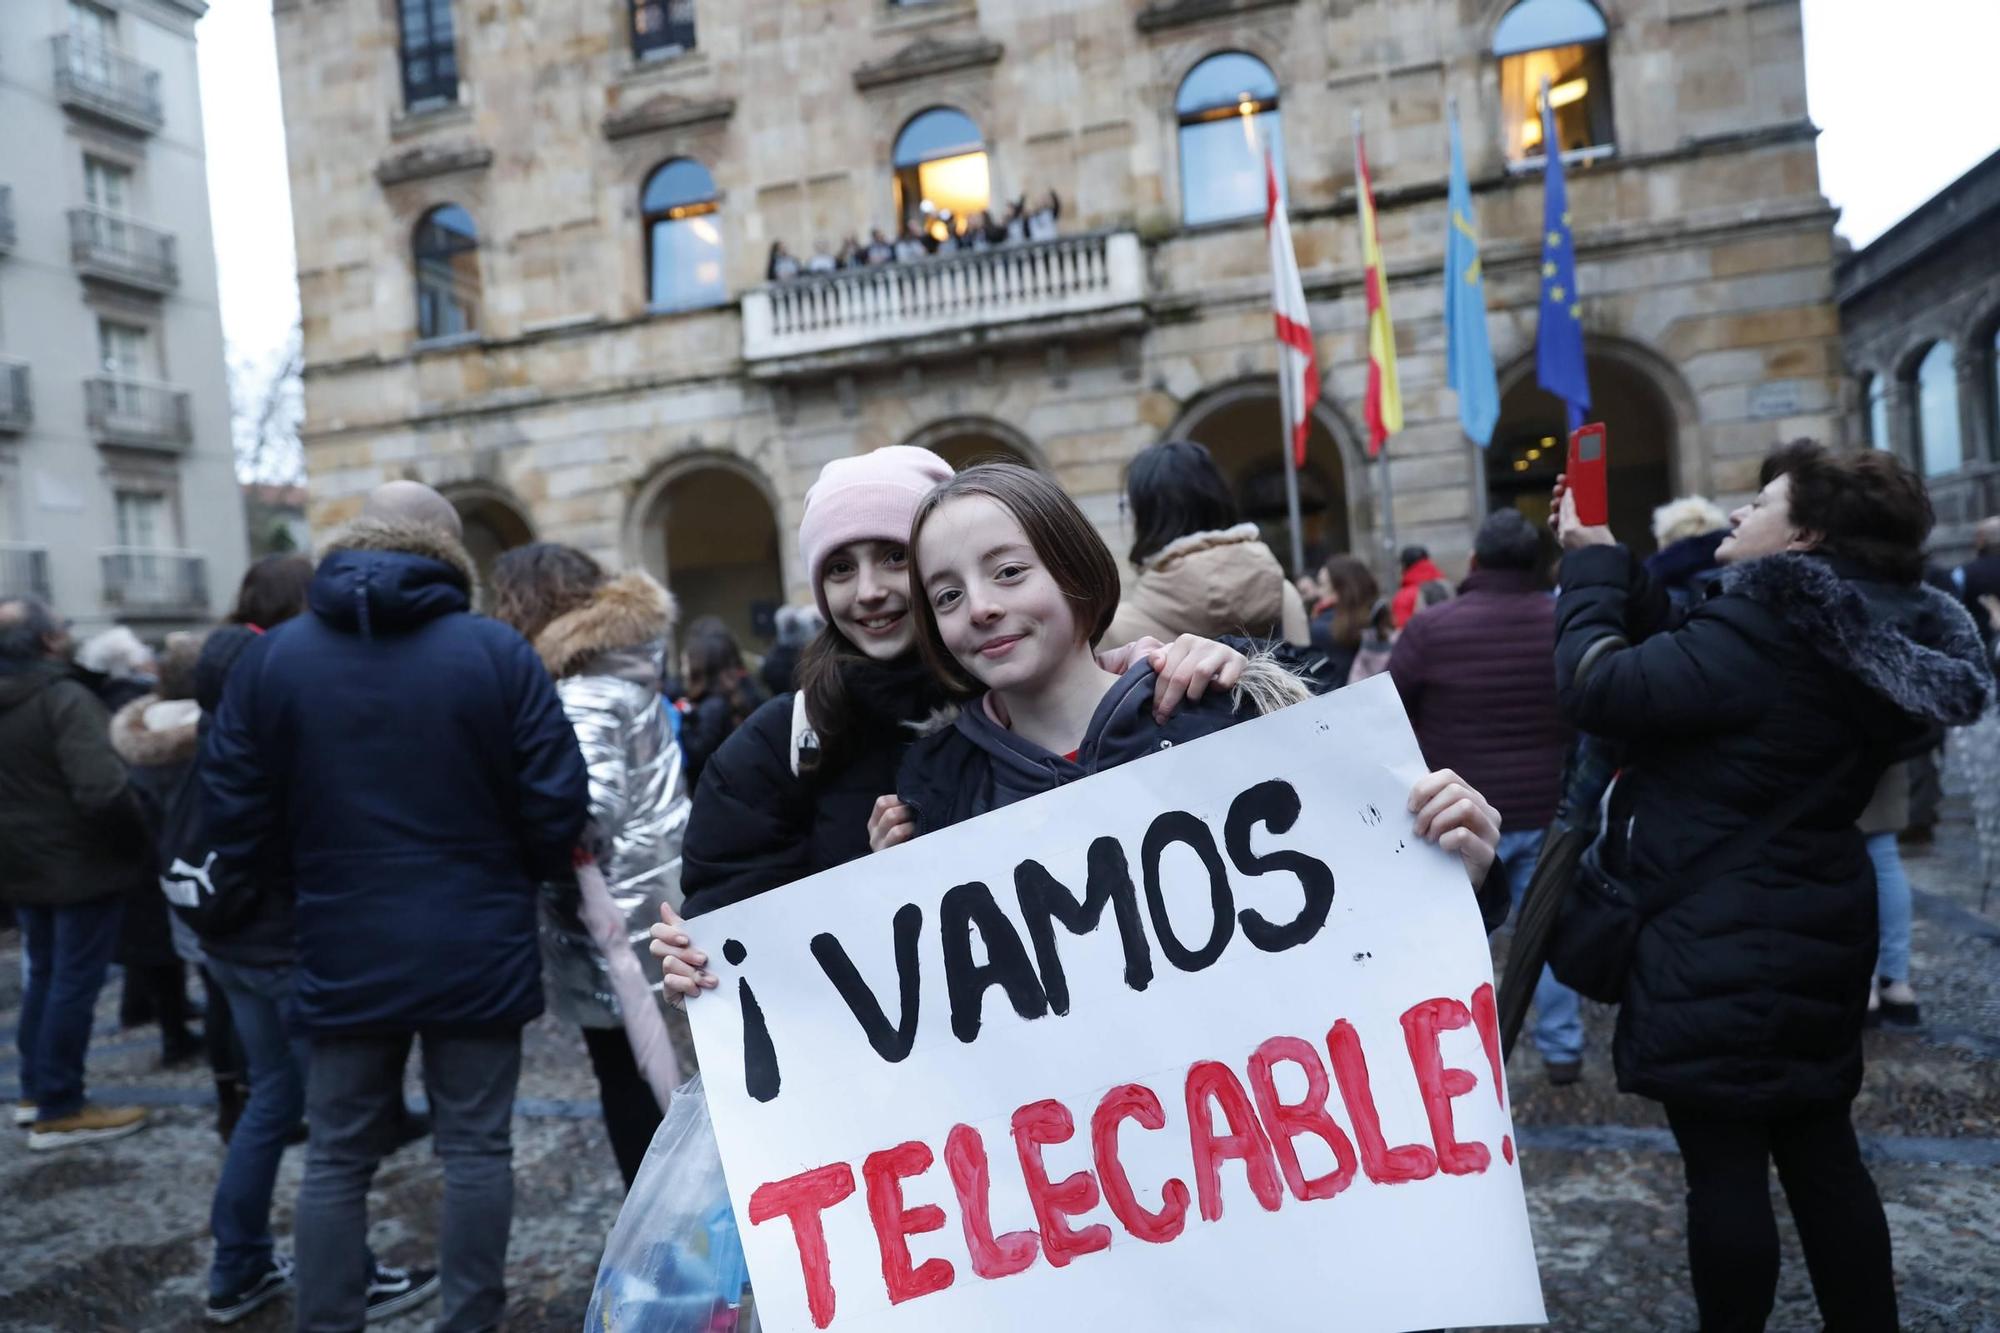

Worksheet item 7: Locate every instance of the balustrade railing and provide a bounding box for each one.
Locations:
[0,544,51,602]
[102,548,207,611]
[52,35,164,132]
[69,207,180,292]
[85,375,192,449]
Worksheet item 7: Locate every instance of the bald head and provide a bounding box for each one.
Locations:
[1977,516,2000,556]
[361,480,463,539]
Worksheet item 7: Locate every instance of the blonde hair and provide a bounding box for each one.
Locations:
[1651,496,1728,548]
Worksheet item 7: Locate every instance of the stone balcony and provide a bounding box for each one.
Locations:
[740,230,1147,378]
[0,544,51,602]
[85,375,192,451]
[101,548,207,614]
[70,208,179,295]
[51,35,164,135]
[0,357,29,433]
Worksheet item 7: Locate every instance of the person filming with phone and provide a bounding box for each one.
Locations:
[1548,437,1990,1331]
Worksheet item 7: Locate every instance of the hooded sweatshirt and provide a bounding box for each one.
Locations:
[1106,524,1311,648]
[1390,556,1447,629]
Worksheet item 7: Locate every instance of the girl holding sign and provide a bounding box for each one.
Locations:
[875,463,1502,889]
[659,449,1248,992]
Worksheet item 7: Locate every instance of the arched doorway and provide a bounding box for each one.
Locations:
[901,417,1046,474]
[1167,385,1363,572]
[448,488,534,607]
[1488,352,1677,556]
[634,460,784,649]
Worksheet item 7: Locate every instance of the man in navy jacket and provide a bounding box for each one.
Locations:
[204,481,587,1333]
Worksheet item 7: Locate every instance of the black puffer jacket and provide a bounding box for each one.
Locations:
[680,656,950,916]
[1556,546,1991,1116]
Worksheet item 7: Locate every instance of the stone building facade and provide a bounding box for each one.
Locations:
[0,0,248,633]
[1837,147,2000,568]
[274,0,1846,641]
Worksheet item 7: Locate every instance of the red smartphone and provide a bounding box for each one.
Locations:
[1567,423,1609,527]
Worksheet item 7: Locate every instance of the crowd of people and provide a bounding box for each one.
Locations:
[3,427,1996,1333]
[765,190,1062,280]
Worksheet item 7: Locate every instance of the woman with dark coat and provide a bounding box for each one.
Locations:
[676,617,768,792]
[1551,440,1991,1332]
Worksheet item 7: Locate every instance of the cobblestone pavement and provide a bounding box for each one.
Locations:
[4,802,1996,1333]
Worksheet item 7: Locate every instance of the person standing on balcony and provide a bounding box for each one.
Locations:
[805,240,837,275]
[863,229,894,266]
[893,220,928,264]
[765,241,799,283]
[1028,189,1062,241]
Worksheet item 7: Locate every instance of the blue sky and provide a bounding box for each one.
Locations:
[195,0,2000,376]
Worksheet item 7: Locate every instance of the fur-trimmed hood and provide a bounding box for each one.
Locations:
[109,693,201,768]
[1108,523,1299,647]
[535,571,677,680]
[309,519,476,636]
[1719,552,1992,727]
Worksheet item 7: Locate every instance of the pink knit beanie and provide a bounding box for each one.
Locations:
[798,445,954,618]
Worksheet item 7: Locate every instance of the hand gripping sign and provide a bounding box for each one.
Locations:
[687,676,1547,1333]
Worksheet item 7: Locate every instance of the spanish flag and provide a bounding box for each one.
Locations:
[1355,127,1402,457]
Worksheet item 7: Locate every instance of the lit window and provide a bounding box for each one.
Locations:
[414,205,480,340]
[1495,0,1614,165]
[643,159,726,312]
[1914,342,1961,476]
[630,0,695,61]
[1176,52,1283,227]
[398,0,458,109]
[893,108,991,240]
[1865,374,1890,452]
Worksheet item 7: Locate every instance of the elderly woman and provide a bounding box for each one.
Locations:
[1551,440,1991,1332]
[491,544,690,1188]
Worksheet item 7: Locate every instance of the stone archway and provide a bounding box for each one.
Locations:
[900,416,1047,473]
[1489,343,1687,557]
[1165,382,1370,571]
[629,455,784,648]
[443,484,534,605]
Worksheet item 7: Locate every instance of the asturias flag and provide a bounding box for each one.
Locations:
[1355,129,1402,457]
[1266,149,1319,469]
[1534,85,1590,430]
[1445,113,1499,447]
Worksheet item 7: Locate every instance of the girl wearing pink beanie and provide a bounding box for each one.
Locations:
[654,447,1252,988]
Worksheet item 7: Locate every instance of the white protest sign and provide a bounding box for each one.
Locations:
[687,675,1546,1332]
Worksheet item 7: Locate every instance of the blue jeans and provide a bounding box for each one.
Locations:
[15,895,125,1119]
[1865,831,1913,984]
[204,957,309,1295]
[1500,827,1585,1064]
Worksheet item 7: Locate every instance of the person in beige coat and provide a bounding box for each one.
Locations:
[1107,439,1310,647]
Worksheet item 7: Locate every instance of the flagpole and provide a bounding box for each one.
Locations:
[1355,107,1398,572]
[1257,117,1308,579]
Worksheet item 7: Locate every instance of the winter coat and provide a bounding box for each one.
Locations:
[532,572,691,1030]
[1390,556,1447,629]
[1106,525,1311,649]
[0,661,147,907]
[1555,545,1991,1116]
[897,657,1309,834]
[680,654,951,916]
[201,520,590,1036]
[681,675,768,792]
[1643,530,1727,612]
[1388,568,1567,831]
[188,625,295,967]
[110,694,207,967]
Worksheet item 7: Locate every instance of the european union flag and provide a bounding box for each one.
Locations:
[1445,112,1499,447]
[1534,85,1590,431]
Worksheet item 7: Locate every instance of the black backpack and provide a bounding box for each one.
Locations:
[151,756,264,939]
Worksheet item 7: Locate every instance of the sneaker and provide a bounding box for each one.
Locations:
[206,1254,293,1325]
[26,1103,148,1151]
[1879,979,1921,1027]
[1545,1060,1583,1087]
[13,1100,36,1127]
[365,1262,439,1322]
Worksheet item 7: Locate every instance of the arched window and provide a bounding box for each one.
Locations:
[414,204,479,340]
[1864,374,1890,452]
[643,159,726,312]
[1914,342,1961,476]
[1176,52,1282,228]
[893,108,990,240]
[1495,0,1614,165]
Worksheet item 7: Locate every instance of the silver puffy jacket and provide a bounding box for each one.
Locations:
[534,574,692,1038]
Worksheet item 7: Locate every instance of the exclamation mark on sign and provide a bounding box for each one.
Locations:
[1469,982,1513,1165]
[728,939,781,1103]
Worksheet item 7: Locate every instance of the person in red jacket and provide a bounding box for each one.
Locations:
[1387,510,1580,1083]
[1390,544,1449,629]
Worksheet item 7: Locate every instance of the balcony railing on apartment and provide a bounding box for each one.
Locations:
[70,208,179,294]
[85,375,192,450]
[102,548,207,613]
[51,34,164,134]
[0,185,15,255]
[0,357,30,433]
[0,544,52,603]
[741,231,1147,369]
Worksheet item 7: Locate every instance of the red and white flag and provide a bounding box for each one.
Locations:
[1266,150,1319,468]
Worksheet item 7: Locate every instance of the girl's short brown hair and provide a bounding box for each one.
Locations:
[490,543,606,645]
[908,464,1121,697]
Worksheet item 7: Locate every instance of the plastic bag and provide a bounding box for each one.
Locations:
[587,1075,755,1333]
